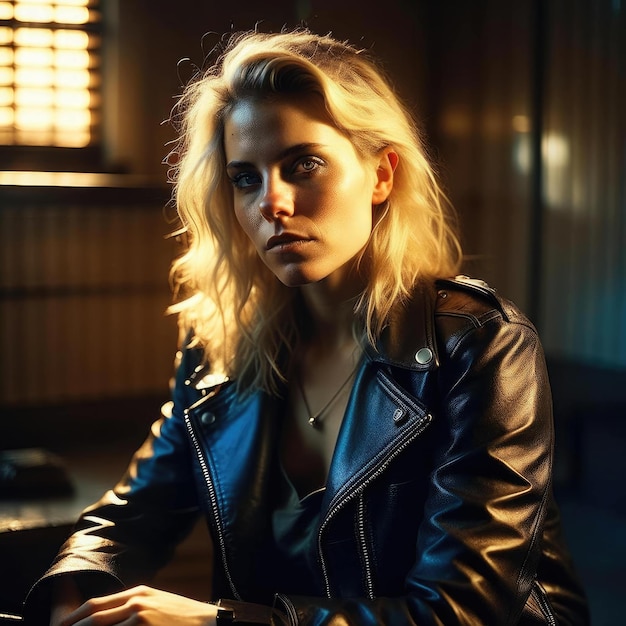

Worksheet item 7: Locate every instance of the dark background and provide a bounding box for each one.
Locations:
[1,0,624,622]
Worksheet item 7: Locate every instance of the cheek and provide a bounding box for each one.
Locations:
[233,205,245,230]
[233,203,251,232]
[335,164,376,212]
[337,183,375,232]
[233,205,262,247]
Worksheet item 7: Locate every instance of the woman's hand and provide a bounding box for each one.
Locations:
[55,585,218,626]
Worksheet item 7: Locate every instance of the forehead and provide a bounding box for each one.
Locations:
[223,95,350,160]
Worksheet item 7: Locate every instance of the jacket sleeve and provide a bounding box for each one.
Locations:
[22,344,206,625]
[271,309,563,624]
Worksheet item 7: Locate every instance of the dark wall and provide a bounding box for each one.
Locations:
[103,0,431,178]
[5,0,625,459]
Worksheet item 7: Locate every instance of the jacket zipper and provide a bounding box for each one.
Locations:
[273,593,299,625]
[532,581,557,626]
[357,494,374,600]
[184,410,241,600]
[317,411,433,598]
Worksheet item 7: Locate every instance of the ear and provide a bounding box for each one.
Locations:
[371,148,398,205]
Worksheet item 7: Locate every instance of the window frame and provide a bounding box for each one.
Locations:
[0,0,104,170]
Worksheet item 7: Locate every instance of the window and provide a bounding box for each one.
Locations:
[0,0,101,148]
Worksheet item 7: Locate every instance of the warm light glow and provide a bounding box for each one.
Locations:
[0,107,13,125]
[512,129,572,210]
[441,108,472,136]
[16,87,54,107]
[16,107,54,129]
[15,4,54,23]
[0,87,12,106]
[1,2,98,146]
[54,5,89,24]
[57,130,89,146]
[55,29,89,49]
[55,108,90,128]
[0,47,12,66]
[15,67,53,86]
[513,131,571,175]
[16,47,54,67]
[542,134,570,168]
[0,2,12,20]
[0,67,14,84]
[0,27,12,45]
[17,128,53,143]
[0,170,137,187]
[56,88,90,108]
[55,68,90,88]
[55,49,89,69]
[512,115,531,133]
[15,28,54,47]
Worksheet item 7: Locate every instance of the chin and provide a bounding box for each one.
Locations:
[275,267,325,288]
[278,274,317,288]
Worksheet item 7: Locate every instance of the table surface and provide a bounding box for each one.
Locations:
[0,449,131,534]
[0,446,213,613]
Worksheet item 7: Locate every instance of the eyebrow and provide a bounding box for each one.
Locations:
[226,143,326,170]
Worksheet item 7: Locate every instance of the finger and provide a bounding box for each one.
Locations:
[69,606,132,626]
[59,587,147,626]
[61,601,139,626]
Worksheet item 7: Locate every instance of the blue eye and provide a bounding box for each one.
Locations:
[295,157,324,174]
[230,172,261,189]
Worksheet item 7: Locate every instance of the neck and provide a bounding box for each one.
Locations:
[298,272,364,352]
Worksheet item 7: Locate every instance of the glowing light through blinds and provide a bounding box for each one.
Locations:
[0,1,100,147]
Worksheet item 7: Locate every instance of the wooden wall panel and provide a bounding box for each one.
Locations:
[0,190,178,406]
[539,0,626,367]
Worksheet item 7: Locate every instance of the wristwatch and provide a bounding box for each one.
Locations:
[215,599,277,625]
[215,607,235,624]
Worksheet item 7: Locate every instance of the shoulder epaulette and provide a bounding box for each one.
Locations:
[435,275,507,318]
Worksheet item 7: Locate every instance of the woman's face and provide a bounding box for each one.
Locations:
[223,96,393,289]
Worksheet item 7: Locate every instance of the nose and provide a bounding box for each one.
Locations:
[258,176,294,222]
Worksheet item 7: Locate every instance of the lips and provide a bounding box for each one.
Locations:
[266,232,312,251]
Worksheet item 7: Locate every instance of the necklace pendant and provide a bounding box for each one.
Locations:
[308,416,319,428]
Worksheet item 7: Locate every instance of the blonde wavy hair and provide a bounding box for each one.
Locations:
[167,28,462,394]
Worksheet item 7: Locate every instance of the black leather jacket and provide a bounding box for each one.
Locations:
[24,277,589,625]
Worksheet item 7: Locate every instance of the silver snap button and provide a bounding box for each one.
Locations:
[201,411,216,425]
[415,347,433,365]
[392,407,406,424]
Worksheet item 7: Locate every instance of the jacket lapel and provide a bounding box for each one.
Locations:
[193,384,281,519]
[186,382,281,596]
[322,283,438,514]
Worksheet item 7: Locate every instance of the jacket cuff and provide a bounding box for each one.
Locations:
[22,570,123,625]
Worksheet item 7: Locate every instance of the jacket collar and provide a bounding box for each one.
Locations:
[185,282,441,577]
[364,279,440,371]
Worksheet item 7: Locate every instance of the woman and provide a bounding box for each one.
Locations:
[24,29,588,625]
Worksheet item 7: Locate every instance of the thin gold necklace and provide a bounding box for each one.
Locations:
[295,364,359,429]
